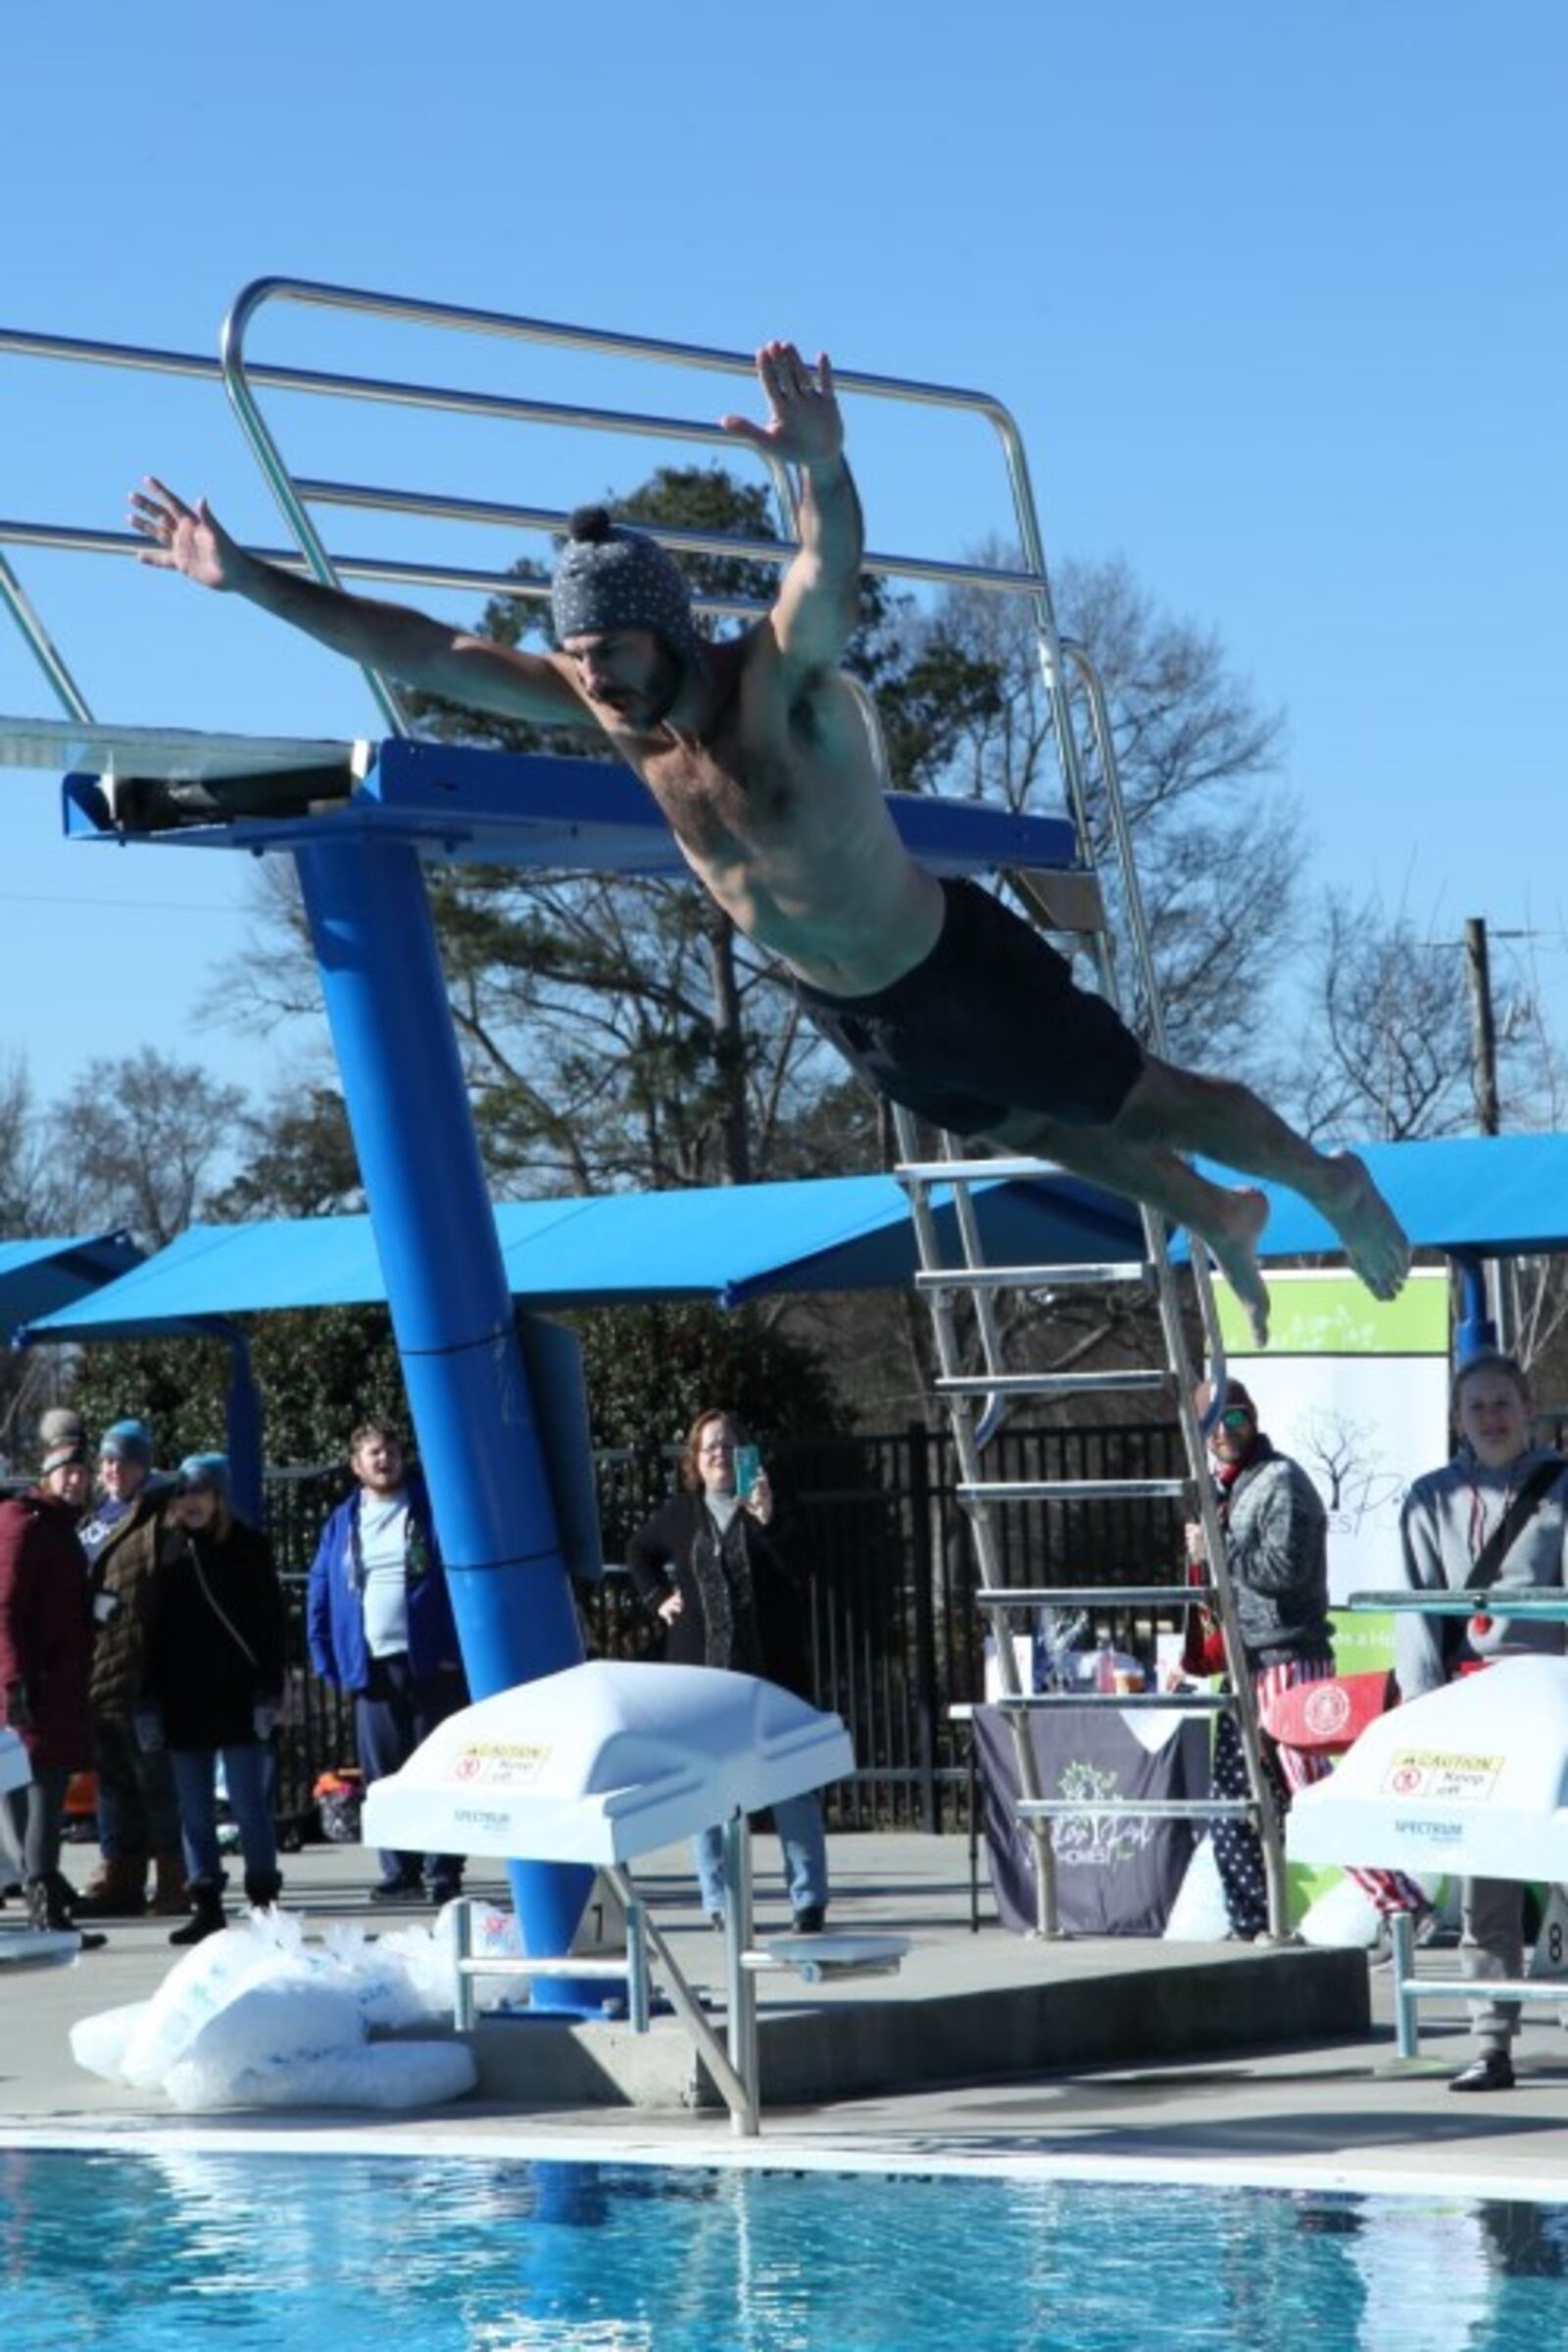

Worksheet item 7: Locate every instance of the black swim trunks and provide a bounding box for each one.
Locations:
[796,876,1145,1137]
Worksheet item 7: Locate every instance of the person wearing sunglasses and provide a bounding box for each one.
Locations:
[1182,1379,1427,1946]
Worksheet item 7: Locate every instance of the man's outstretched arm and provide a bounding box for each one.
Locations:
[129,478,588,729]
[720,343,862,680]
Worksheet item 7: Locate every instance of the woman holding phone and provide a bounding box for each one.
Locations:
[626,1406,830,1934]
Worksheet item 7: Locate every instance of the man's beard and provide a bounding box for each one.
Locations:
[623,641,686,729]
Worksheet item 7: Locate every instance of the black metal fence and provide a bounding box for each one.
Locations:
[263,1420,1188,1839]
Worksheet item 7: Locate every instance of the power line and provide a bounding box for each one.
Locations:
[0,890,237,913]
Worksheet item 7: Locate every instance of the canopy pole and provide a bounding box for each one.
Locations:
[1451,1250,1496,1361]
[214,1319,264,1525]
[293,835,591,1969]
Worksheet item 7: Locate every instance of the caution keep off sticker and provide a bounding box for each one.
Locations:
[450,1741,551,1788]
[1381,1749,1504,1803]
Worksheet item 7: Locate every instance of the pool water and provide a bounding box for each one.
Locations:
[4,2148,1568,2349]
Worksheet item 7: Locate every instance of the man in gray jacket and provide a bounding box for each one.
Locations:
[1396,1349,1567,2092]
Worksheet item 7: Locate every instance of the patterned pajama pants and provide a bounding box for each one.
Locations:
[1210,1654,1426,1936]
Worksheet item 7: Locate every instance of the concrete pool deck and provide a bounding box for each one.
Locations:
[4,1832,1568,2198]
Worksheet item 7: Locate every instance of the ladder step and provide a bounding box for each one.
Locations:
[959,1478,1192,1504]
[935,1370,1169,1399]
[1016,1798,1255,1821]
[915,1262,1149,1294]
[973,1585,1208,1610]
[896,1157,1065,1183]
[991,1690,1229,1713]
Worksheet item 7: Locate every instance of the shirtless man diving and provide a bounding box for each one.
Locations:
[130,337,1408,1345]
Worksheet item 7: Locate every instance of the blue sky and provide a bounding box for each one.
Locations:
[1,1,1563,1125]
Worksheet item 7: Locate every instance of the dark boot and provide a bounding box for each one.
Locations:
[149,1852,189,1918]
[243,1869,283,1912]
[26,1877,107,1950]
[73,1853,149,1919]
[168,1884,227,1946]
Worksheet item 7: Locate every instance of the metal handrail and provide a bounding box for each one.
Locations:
[0,552,91,722]
[0,303,1057,727]
[296,476,1051,595]
[214,275,1059,737]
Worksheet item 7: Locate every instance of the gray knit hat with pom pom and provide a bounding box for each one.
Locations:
[551,508,701,661]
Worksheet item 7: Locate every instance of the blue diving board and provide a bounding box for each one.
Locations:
[35,721,1083,877]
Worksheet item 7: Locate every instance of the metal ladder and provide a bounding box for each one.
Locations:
[895,634,1290,1943]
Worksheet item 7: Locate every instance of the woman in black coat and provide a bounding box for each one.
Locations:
[137,1453,285,1943]
[626,1408,829,1933]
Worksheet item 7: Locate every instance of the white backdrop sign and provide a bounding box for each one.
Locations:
[1216,1267,1449,1605]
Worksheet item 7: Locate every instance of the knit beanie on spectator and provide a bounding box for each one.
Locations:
[40,1428,89,1476]
[175,1452,230,1501]
[100,1417,154,1467]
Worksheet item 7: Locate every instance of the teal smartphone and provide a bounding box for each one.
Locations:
[734,1443,761,1501]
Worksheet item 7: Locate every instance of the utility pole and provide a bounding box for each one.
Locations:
[1462,915,1508,1352]
[1463,916,1500,1137]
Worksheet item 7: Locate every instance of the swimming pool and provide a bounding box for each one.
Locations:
[4,2146,1566,2348]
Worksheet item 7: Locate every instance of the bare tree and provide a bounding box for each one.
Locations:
[46,1051,247,1248]
[1296,894,1555,1145]
[0,1056,72,1236]
[892,549,1297,1077]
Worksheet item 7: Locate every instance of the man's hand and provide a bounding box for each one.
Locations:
[128,478,248,591]
[744,1469,774,1528]
[657,1591,684,1625]
[720,342,843,472]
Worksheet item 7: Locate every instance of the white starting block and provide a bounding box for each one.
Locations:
[0,1929,80,1971]
[746,1931,910,1986]
[363,1659,906,2132]
[1289,1654,1568,2056]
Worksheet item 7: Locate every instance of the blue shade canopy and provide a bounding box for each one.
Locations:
[1179,1134,1568,1263]
[16,1172,1144,1344]
[0,1232,143,1341]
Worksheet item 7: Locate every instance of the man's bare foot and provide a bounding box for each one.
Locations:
[1200,1186,1272,1347]
[1317,1153,1410,1301]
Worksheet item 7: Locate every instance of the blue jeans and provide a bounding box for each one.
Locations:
[693,1791,828,1918]
[93,1714,180,1860]
[354,1653,465,1889]
[170,1742,276,1889]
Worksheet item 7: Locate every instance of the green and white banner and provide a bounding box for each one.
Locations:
[1215,1266,1450,1607]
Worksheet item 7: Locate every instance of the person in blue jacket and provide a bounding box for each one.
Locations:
[306,1419,468,1904]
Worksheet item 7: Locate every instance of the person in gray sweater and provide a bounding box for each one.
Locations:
[1396,1349,1568,2093]
[1184,1379,1425,1940]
